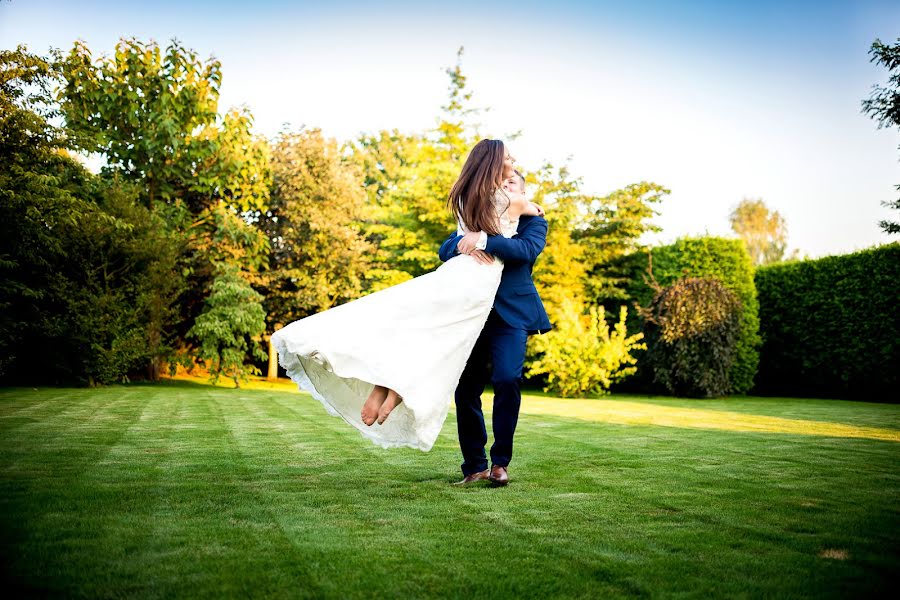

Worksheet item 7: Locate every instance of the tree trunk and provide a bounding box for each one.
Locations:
[267,325,283,381]
[146,355,161,381]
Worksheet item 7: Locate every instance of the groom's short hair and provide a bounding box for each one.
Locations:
[514,169,526,189]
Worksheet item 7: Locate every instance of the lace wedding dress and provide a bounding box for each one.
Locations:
[271,189,517,451]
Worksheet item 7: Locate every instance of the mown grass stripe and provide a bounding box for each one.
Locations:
[0,383,897,598]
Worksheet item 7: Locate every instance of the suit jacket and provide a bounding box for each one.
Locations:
[438,214,553,335]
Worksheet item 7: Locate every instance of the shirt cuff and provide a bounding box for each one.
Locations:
[475,231,487,250]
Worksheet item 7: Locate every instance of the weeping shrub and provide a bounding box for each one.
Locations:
[641,277,743,398]
[527,299,646,398]
[628,237,760,393]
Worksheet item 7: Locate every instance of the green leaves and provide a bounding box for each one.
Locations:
[575,181,671,304]
[256,128,372,327]
[754,243,900,399]
[350,51,486,289]
[59,37,267,213]
[528,301,646,398]
[729,198,789,266]
[187,263,267,387]
[861,37,900,235]
[630,237,761,394]
[54,38,272,380]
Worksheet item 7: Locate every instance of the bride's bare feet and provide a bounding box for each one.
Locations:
[361,385,388,426]
[378,390,403,425]
[377,389,403,425]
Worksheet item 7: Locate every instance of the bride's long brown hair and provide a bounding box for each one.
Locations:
[447,139,505,236]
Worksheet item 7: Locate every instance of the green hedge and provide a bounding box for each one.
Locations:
[753,243,900,400]
[627,236,760,394]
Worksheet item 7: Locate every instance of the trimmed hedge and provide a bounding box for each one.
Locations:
[753,243,900,400]
[628,236,760,394]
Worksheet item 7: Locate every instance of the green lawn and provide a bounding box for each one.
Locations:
[1,381,898,598]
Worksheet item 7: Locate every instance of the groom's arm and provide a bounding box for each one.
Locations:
[439,232,463,262]
[483,217,549,264]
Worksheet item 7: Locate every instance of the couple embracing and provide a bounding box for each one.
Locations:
[271,139,552,486]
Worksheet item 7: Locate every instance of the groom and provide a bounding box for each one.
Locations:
[437,171,552,486]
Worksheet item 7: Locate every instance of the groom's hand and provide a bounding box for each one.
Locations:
[470,250,495,265]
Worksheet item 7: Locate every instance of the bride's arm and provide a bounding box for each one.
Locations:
[505,190,544,218]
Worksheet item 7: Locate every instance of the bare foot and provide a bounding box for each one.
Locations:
[361,385,388,426]
[377,389,403,425]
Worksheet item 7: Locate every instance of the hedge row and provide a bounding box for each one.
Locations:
[753,242,900,400]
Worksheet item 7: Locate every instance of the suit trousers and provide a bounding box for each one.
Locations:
[455,307,529,476]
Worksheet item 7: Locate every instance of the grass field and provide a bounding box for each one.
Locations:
[1,380,898,598]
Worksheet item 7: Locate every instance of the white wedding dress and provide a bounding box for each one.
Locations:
[271,189,517,451]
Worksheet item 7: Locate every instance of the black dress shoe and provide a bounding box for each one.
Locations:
[453,469,490,485]
[489,465,509,486]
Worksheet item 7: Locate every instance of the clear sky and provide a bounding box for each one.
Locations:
[2,0,899,257]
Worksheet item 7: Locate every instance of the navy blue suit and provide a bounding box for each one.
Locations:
[438,215,552,475]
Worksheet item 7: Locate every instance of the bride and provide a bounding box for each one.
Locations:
[271,139,544,451]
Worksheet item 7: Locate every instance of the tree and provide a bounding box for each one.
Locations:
[728,197,788,266]
[59,37,271,377]
[2,45,89,380]
[61,38,269,213]
[575,182,670,304]
[861,37,900,235]
[1,46,183,384]
[258,128,372,326]
[640,277,743,398]
[353,47,481,290]
[526,163,588,321]
[628,237,761,394]
[187,263,267,387]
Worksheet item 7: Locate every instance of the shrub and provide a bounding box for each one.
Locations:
[187,263,268,387]
[754,243,900,400]
[527,300,646,398]
[629,236,760,393]
[641,277,743,398]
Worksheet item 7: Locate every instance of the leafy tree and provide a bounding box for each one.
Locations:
[526,163,588,321]
[258,128,372,327]
[59,37,271,377]
[353,48,480,289]
[728,197,789,266]
[1,46,183,384]
[575,182,670,305]
[629,238,760,394]
[61,38,269,212]
[1,45,91,380]
[861,37,900,235]
[59,180,185,384]
[187,263,267,387]
[353,129,423,289]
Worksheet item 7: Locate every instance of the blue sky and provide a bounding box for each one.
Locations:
[2,0,899,257]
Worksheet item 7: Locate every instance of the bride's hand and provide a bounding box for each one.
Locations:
[457,231,482,255]
[470,250,495,265]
